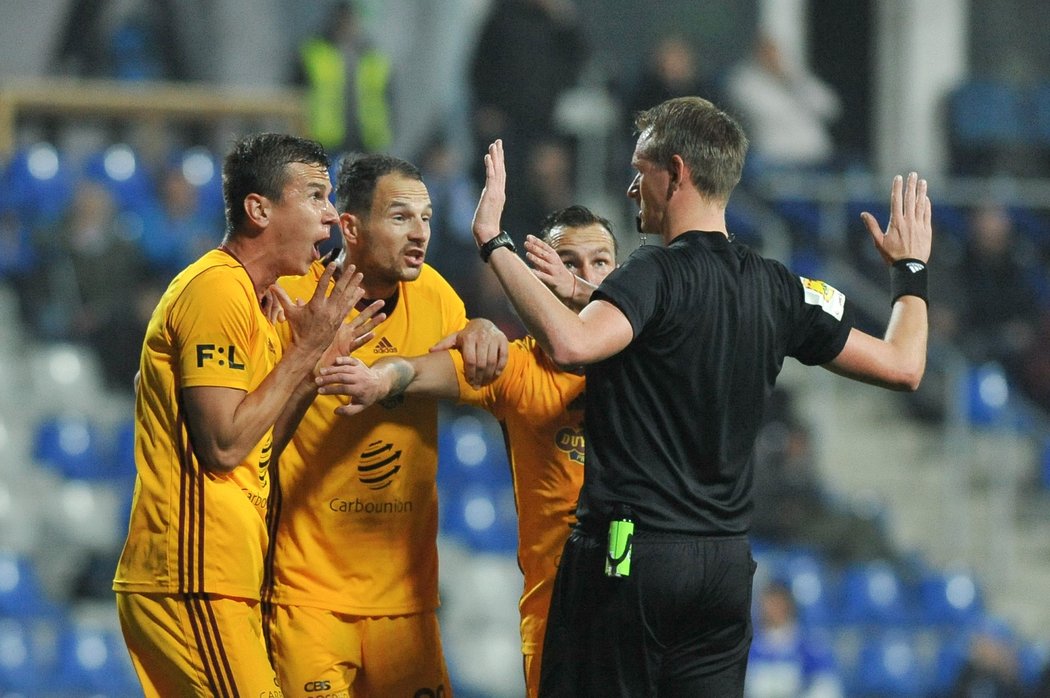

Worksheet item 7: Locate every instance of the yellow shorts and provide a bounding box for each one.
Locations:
[267,604,451,698]
[116,591,282,698]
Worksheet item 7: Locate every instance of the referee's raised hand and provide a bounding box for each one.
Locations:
[861,171,933,267]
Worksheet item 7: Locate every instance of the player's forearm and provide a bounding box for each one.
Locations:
[271,376,318,459]
[487,246,585,365]
[371,353,462,403]
[370,356,415,407]
[200,349,322,472]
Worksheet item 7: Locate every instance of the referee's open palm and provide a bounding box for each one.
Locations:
[861,171,932,267]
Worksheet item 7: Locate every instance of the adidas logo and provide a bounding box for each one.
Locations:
[904,261,925,274]
[373,337,398,354]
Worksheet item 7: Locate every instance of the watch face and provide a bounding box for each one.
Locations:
[480,232,514,262]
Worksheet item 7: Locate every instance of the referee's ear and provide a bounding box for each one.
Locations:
[668,154,688,195]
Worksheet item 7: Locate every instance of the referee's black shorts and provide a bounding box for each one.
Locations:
[539,527,756,697]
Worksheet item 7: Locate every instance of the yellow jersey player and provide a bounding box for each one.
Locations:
[315,206,618,698]
[113,133,382,697]
[264,153,507,697]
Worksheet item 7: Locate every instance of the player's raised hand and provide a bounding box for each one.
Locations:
[274,263,364,355]
[525,235,578,303]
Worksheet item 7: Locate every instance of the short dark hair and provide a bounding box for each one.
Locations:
[537,205,618,255]
[223,132,329,234]
[335,153,423,216]
[633,96,748,203]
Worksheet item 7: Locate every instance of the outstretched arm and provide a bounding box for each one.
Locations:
[472,140,632,366]
[826,172,931,391]
[429,317,508,388]
[316,352,461,416]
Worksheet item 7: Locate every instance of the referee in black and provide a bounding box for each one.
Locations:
[471,96,931,697]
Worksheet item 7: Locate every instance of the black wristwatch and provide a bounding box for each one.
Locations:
[478,230,516,263]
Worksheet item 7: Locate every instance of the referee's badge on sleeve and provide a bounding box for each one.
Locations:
[799,277,846,320]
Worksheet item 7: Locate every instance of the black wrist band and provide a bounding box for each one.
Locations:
[890,258,928,305]
[478,230,516,263]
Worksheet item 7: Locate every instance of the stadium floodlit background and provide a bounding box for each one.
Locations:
[1,0,1050,696]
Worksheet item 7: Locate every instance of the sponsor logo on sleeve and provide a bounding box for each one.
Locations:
[195,343,247,369]
[800,277,846,321]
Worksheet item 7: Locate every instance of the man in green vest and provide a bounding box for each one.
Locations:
[295,2,393,154]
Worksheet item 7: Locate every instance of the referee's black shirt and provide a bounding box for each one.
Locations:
[580,231,852,536]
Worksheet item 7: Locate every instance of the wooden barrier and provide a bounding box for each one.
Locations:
[0,77,308,156]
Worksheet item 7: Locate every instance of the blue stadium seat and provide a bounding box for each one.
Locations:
[789,246,824,280]
[0,553,55,619]
[849,630,928,697]
[838,560,912,626]
[949,81,1027,148]
[929,631,970,695]
[0,142,76,226]
[55,622,140,695]
[725,202,760,246]
[917,568,983,626]
[82,143,160,219]
[0,618,44,694]
[933,203,971,242]
[768,549,836,629]
[441,482,517,554]
[437,408,510,491]
[32,413,111,481]
[177,145,224,217]
[1039,438,1050,491]
[961,361,1011,427]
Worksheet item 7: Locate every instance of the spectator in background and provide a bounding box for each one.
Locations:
[418,134,484,310]
[725,34,842,175]
[469,0,587,194]
[138,162,223,280]
[952,204,1040,375]
[621,34,720,128]
[28,180,149,389]
[1019,311,1050,415]
[750,390,904,569]
[948,617,1027,698]
[52,0,186,81]
[294,1,394,154]
[0,208,38,318]
[745,580,844,698]
[502,137,576,248]
[613,35,720,212]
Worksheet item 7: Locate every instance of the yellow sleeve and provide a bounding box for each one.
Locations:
[170,267,261,391]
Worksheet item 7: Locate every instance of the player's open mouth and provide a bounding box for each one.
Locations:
[405,249,425,267]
